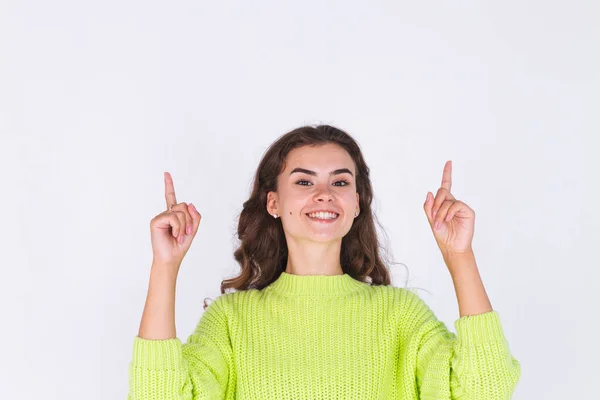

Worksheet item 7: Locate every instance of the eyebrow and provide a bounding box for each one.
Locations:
[289,167,354,177]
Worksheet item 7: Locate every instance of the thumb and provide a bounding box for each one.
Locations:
[188,203,202,236]
[423,192,434,227]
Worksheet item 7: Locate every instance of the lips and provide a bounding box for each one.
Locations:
[305,210,340,215]
[306,212,339,223]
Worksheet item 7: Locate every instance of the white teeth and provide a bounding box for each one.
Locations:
[307,212,338,219]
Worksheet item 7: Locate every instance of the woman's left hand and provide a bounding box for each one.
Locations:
[424,160,475,257]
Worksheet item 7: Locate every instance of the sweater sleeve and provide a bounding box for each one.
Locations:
[403,289,521,400]
[127,295,234,400]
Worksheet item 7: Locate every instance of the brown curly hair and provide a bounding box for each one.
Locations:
[203,124,407,310]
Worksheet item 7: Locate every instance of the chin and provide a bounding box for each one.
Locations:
[307,227,352,242]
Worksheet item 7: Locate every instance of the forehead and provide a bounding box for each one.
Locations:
[284,144,354,170]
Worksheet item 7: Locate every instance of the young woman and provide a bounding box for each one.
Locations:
[128,125,521,399]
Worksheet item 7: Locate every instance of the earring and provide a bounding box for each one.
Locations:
[354,210,359,217]
[273,213,279,218]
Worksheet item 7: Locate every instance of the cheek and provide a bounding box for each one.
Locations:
[343,192,358,205]
[287,198,308,217]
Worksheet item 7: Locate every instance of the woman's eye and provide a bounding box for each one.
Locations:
[296,180,349,186]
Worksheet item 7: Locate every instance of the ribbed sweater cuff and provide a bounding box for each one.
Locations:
[454,310,506,347]
[131,336,185,370]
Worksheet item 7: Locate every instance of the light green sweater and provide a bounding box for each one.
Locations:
[128,272,521,399]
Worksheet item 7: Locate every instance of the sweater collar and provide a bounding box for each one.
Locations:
[266,271,365,296]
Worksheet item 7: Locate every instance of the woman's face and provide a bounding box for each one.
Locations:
[267,143,360,244]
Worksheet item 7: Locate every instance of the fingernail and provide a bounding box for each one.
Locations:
[186,225,192,235]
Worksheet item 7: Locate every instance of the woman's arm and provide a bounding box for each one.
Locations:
[443,251,493,318]
[138,262,179,340]
[129,279,234,400]
[404,282,521,399]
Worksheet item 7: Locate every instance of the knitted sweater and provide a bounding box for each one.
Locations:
[128,272,521,399]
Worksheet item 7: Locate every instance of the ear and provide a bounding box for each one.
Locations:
[355,192,360,213]
[266,191,278,215]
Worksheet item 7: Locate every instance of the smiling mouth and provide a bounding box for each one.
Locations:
[305,213,340,221]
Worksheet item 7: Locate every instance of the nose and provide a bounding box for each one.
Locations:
[313,183,334,202]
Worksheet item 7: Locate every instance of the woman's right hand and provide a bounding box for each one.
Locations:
[149,172,202,270]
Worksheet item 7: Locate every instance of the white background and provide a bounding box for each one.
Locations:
[1,1,598,399]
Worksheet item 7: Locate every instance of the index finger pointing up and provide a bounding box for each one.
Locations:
[440,160,452,192]
[164,172,177,209]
